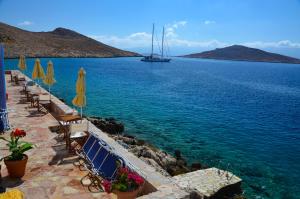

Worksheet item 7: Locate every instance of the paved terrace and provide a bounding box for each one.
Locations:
[1,71,242,199]
[0,73,112,198]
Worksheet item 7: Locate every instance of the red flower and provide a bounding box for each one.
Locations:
[11,128,26,137]
[128,172,144,185]
[118,167,129,175]
[102,180,112,193]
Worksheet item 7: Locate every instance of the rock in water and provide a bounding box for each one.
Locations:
[174,149,182,159]
[191,163,202,171]
[88,116,192,177]
[88,117,124,134]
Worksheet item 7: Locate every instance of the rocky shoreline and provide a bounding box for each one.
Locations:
[87,116,204,177]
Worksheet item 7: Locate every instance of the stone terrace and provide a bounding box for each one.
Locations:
[0,74,111,198]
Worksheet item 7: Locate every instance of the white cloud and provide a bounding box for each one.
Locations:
[91,32,300,52]
[90,20,190,49]
[18,21,33,26]
[172,21,187,29]
[165,21,187,38]
[90,33,227,49]
[128,32,152,40]
[168,39,227,48]
[243,40,300,48]
[89,19,300,53]
[165,27,177,38]
[90,32,153,48]
[204,20,216,25]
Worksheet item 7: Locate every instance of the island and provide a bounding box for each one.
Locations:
[0,22,140,58]
[183,45,300,64]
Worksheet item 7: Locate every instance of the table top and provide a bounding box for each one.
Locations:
[39,94,51,101]
[27,86,39,93]
[28,87,47,96]
[70,131,88,139]
[59,114,81,122]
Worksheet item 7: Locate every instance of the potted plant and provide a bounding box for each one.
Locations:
[102,167,144,199]
[0,128,34,178]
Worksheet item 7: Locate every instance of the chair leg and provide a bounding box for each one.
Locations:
[80,172,93,187]
[88,176,103,193]
[66,136,70,150]
[74,158,89,171]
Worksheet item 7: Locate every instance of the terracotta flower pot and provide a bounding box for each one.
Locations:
[113,187,140,199]
[4,154,28,178]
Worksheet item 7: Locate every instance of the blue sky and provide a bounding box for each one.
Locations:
[1,0,300,57]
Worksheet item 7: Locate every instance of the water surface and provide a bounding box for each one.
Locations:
[5,57,300,198]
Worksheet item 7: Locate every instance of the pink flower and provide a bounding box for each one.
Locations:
[128,172,144,185]
[119,167,129,175]
[102,180,112,193]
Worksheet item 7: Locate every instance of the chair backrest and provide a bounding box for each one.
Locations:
[82,134,97,155]
[97,137,114,151]
[91,144,110,170]
[70,121,88,133]
[86,140,101,162]
[98,154,125,181]
[26,81,35,86]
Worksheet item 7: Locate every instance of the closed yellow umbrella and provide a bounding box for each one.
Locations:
[72,67,86,118]
[32,58,45,93]
[32,58,45,81]
[18,55,26,71]
[43,60,56,100]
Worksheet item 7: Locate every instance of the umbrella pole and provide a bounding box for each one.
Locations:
[37,79,40,93]
[49,85,51,101]
[80,107,82,118]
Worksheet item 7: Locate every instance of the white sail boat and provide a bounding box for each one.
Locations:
[141,24,171,62]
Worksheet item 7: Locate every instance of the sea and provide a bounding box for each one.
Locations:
[5,57,300,199]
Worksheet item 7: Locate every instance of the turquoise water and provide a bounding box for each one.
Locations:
[5,57,300,198]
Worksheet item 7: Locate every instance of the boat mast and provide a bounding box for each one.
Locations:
[161,26,165,58]
[151,23,154,57]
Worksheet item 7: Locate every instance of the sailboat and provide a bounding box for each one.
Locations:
[141,24,171,62]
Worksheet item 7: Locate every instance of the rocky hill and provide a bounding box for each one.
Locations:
[0,22,139,58]
[183,45,300,64]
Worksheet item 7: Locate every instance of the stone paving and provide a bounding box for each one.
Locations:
[0,75,113,199]
[173,168,242,198]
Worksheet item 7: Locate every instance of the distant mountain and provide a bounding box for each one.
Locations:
[0,22,140,58]
[183,45,300,64]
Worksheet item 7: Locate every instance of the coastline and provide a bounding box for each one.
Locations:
[86,116,200,177]
[6,56,300,65]
[4,55,143,59]
[179,56,300,64]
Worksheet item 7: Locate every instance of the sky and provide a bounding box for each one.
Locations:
[1,0,300,57]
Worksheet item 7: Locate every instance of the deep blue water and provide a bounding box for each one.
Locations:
[5,57,300,199]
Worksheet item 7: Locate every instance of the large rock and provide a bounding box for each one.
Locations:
[98,121,193,177]
[141,147,157,159]
[125,140,190,176]
[140,157,170,177]
[173,168,242,199]
[88,117,124,134]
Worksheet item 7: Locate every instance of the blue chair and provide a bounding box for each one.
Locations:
[75,134,98,170]
[87,152,125,192]
[97,153,124,180]
[76,133,96,157]
[86,140,101,163]
[91,145,110,170]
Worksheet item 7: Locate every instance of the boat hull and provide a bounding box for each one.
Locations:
[141,57,171,62]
